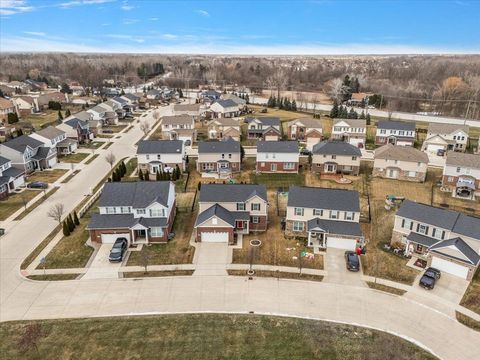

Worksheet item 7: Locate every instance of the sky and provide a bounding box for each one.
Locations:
[1,0,479,54]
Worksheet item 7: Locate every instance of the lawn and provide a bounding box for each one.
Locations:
[127,210,196,266]
[228,269,324,282]
[122,270,194,278]
[79,141,103,149]
[26,169,68,183]
[61,170,80,183]
[456,311,480,332]
[84,154,99,165]
[250,172,305,190]
[24,110,59,130]
[58,153,89,163]
[21,224,62,270]
[460,268,480,315]
[0,314,436,360]
[0,190,39,221]
[366,281,407,296]
[124,157,138,176]
[102,124,127,133]
[27,274,80,281]
[14,187,59,220]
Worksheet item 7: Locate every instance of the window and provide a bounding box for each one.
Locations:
[146,155,150,160]
[407,171,416,177]
[157,154,161,160]
[284,162,295,170]
[380,129,386,134]
[402,219,413,230]
[294,207,304,216]
[293,221,304,232]
[106,207,115,214]
[352,156,357,161]
[313,209,323,216]
[344,212,354,221]
[417,224,429,235]
[331,155,336,159]
[221,153,225,159]
[448,176,453,182]
[137,209,146,215]
[456,167,461,173]
[150,208,165,217]
[432,228,445,240]
[237,203,245,211]
[228,153,232,159]
[251,203,260,211]
[329,210,339,219]
[251,216,259,224]
[121,206,130,213]
[150,227,164,237]
[416,244,424,252]
[212,218,217,225]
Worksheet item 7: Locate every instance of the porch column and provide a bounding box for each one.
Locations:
[307,232,312,246]
[404,240,410,256]
[145,228,149,244]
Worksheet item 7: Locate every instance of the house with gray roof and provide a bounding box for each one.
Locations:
[197,138,241,178]
[392,200,480,280]
[312,140,362,176]
[57,116,93,144]
[30,126,77,156]
[256,141,299,173]
[173,103,203,118]
[422,123,469,154]
[209,99,241,118]
[87,181,176,244]
[194,184,268,244]
[137,140,185,175]
[375,120,416,146]
[288,117,323,150]
[286,186,364,252]
[207,118,241,141]
[442,152,480,199]
[160,115,195,144]
[247,117,281,141]
[331,118,367,148]
[0,155,25,199]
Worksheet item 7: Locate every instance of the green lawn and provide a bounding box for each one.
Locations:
[27,274,80,281]
[58,153,89,163]
[84,154,99,165]
[250,172,305,190]
[0,314,436,360]
[27,169,68,183]
[102,125,127,133]
[0,190,39,221]
[20,224,62,270]
[24,110,59,130]
[14,187,59,221]
[79,141,103,149]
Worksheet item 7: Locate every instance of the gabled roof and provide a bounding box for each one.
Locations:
[122,93,140,101]
[73,111,92,121]
[430,237,480,266]
[195,204,235,227]
[221,94,246,105]
[375,144,428,163]
[333,118,367,128]
[199,184,267,203]
[35,126,65,140]
[446,152,480,169]
[307,218,363,237]
[202,90,221,97]
[377,120,416,132]
[312,140,362,156]
[99,181,172,208]
[31,147,52,160]
[406,232,439,247]
[427,123,469,135]
[257,140,299,153]
[64,117,88,129]
[198,138,240,153]
[209,118,240,127]
[137,140,183,154]
[173,103,201,112]
[212,99,238,109]
[0,155,10,167]
[112,96,128,105]
[1,135,43,152]
[290,117,322,128]
[161,115,193,126]
[288,186,360,212]
[246,117,280,127]
[0,97,14,110]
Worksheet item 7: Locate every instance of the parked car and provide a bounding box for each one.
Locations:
[108,238,128,262]
[300,148,311,156]
[345,251,360,272]
[419,267,441,290]
[103,129,114,134]
[436,149,446,157]
[27,181,48,189]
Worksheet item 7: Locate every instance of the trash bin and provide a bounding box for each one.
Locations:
[0,228,5,236]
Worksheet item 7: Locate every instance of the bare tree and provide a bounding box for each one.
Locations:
[47,203,64,225]
[105,152,116,168]
[18,323,44,355]
[152,110,160,121]
[20,192,29,210]
[140,250,149,274]
[140,120,151,136]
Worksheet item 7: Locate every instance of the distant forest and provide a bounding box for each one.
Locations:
[1,53,480,118]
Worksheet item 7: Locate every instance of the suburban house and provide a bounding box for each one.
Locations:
[173,103,203,118]
[347,92,373,107]
[331,118,367,148]
[57,117,92,144]
[422,123,469,154]
[285,186,364,252]
[391,200,480,280]
[311,141,362,176]
[373,144,429,182]
[37,92,68,110]
[160,115,195,143]
[256,141,299,173]
[200,90,221,103]
[137,140,185,174]
[442,152,480,199]
[0,98,16,122]
[194,184,268,244]
[207,118,241,141]
[197,138,241,178]
[146,89,162,100]
[0,155,25,199]
[30,126,78,156]
[87,181,176,244]
[120,93,140,110]
[0,135,57,173]
[246,117,281,141]
[209,99,241,118]
[288,117,323,150]
[13,96,37,117]
[375,120,416,146]
[87,103,118,125]
[220,93,247,108]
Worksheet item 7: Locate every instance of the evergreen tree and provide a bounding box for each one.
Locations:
[67,215,75,232]
[267,95,273,107]
[144,171,150,181]
[58,110,63,120]
[120,89,125,95]
[156,169,161,181]
[82,104,85,110]
[240,145,245,161]
[175,164,181,180]
[291,99,297,111]
[330,100,339,118]
[63,220,70,236]
[366,113,371,125]
[16,128,23,136]
[139,170,144,181]
[73,211,80,226]
[245,94,250,104]
[178,88,184,98]
[197,182,202,191]
[7,112,19,124]
[65,109,71,117]
[347,108,358,119]
[360,110,366,119]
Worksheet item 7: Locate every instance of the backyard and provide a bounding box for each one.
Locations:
[461,268,480,315]
[26,169,68,183]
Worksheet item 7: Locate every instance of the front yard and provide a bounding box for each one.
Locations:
[0,190,39,221]
[102,124,127,133]
[26,169,68,184]
[58,153,89,163]
[461,268,480,315]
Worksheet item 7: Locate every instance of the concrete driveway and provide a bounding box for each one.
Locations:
[81,244,122,280]
[426,152,446,168]
[193,243,230,276]
[324,248,365,286]
[413,271,469,304]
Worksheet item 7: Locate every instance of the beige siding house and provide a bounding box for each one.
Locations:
[311,141,362,176]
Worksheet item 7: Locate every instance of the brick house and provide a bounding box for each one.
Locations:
[0,98,16,122]
[331,118,367,148]
[207,118,241,141]
[197,138,241,178]
[311,141,362,176]
[137,140,185,174]
[246,117,281,141]
[375,120,416,146]
[256,141,299,173]
[442,152,480,200]
[287,117,323,150]
[160,115,195,143]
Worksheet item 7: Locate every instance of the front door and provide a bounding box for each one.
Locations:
[271,163,277,172]
[325,164,336,173]
[387,168,398,178]
[388,136,397,145]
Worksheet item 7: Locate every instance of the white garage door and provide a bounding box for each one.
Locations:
[431,257,469,279]
[48,158,57,168]
[426,144,444,153]
[201,232,228,243]
[101,233,130,244]
[265,135,278,141]
[327,237,358,251]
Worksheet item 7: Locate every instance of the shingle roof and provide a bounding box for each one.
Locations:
[112,96,128,105]
[173,103,201,112]
[307,218,363,237]
[375,144,428,163]
[209,118,240,127]
[446,152,480,169]
[161,115,193,126]
[2,135,43,152]
[257,140,299,153]
[73,111,92,121]
[333,118,367,128]
[195,204,235,227]
[198,138,240,153]
[213,99,238,108]
[428,123,469,135]
[452,214,480,239]
[430,237,480,266]
[377,120,416,131]
[290,117,322,128]
[123,93,140,101]
[247,117,280,127]
[0,155,10,167]
[199,184,267,203]
[2,166,24,178]
[64,117,88,129]
[35,126,65,140]
[0,97,14,109]
[137,140,183,154]
[406,232,439,247]
[288,186,360,212]
[31,147,51,160]
[312,140,362,156]
[87,214,168,230]
[99,181,172,208]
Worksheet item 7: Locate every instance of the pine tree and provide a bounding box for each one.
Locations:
[16,128,23,136]
[197,182,202,191]
[144,171,150,181]
[156,169,161,181]
[63,220,70,236]
[67,215,75,232]
[330,100,339,118]
[291,99,297,111]
[58,110,63,120]
[245,94,250,104]
[73,211,80,226]
[120,89,125,95]
[175,164,181,180]
[65,109,71,117]
[139,170,144,181]
[360,110,365,119]
[366,113,371,125]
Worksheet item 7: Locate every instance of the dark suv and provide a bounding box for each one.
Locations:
[108,238,128,262]
[345,251,360,272]
[419,267,441,290]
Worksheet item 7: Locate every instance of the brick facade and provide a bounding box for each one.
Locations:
[285,220,308,237]
[442,175,480,190]
[249,215,268,231]
[256,161,298,173]
[373,167,426,182]
[197,161,241,173]
[311,162,360,176]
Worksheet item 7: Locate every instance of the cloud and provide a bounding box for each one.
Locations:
[23,31,46,36]
[105,34,145,43]
[59,0,115,8]
[196,9,209,17]
[149,17,158,21]
[0,0,34,15]
[123,18,139,25]
[120,1,133,10]
[161,34,178,40]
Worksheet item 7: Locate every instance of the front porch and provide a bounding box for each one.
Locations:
[454,177,477,200]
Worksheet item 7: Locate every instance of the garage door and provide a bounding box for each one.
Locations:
[201,232,228,243]
[431,257,469,279]
[426,144,444,153]
[265,135,278,141]
[48,158,57,168]
[101,233,130,244]
[327,237,358,251]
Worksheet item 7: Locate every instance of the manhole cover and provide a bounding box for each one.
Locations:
[247,269,255,276]
[250,239,261,247]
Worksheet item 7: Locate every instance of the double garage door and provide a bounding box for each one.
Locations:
[201,232,229,243]
[327,237,358,251]
[101,233,130,244]
[431,257,469,279]
[426,144,444,154]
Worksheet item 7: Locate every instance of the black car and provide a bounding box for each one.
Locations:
[300,148,311,156]
[345,251,360,272]
[108,238,128,262]
[27,181,48,189]
[419,267,441,290]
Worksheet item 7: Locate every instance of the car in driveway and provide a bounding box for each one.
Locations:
[419,267,441,290]
[345,251,360,272]
[27,181,48,189]
[108,238,128,262]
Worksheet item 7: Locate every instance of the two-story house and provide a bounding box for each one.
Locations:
[87,181,176,244]
[57,117,93,144]
[373,144,429,182]
[331,118,367,148]
[209,99,241,118]
[311,141,362,176]
[256,141,299,173]
[442,152,480,199]
[87,103,118,126]
[37,92,68,111]
[194,184,268,244]
[161,115,196,144]
[30,126,78,156]
[0,98,16,122]
[285,186,364,252]
[173,103,203,119]
[288,117,323,150]
[422,123,469,154]
[246,117,281,141]
[0,135,57,172]
[207,118,241,141]
[0,155,25,199]
[375,120,416,146]
[197,138,241,178]
[12,96,37,118]
[137,140,185,175]
[391,200,480,280]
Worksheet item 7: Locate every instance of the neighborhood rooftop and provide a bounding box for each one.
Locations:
[35,126,65,140]
[137,140,183,154]
[161,115,193,125]
[446,152,480,168]
[312,140,362,156]
[290,117,322,127]
[287,186,360,212]
[428,123,469,134]
[199,183,267,203]
[198,138,240,153]
[377,120,416,131]
[247,117,280,126]
[99,181,172,208]
[257,140,299,153]
[2,135,43,152]
[333,118,367,127]
[214,99,238,108]
[375,144,428,163]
